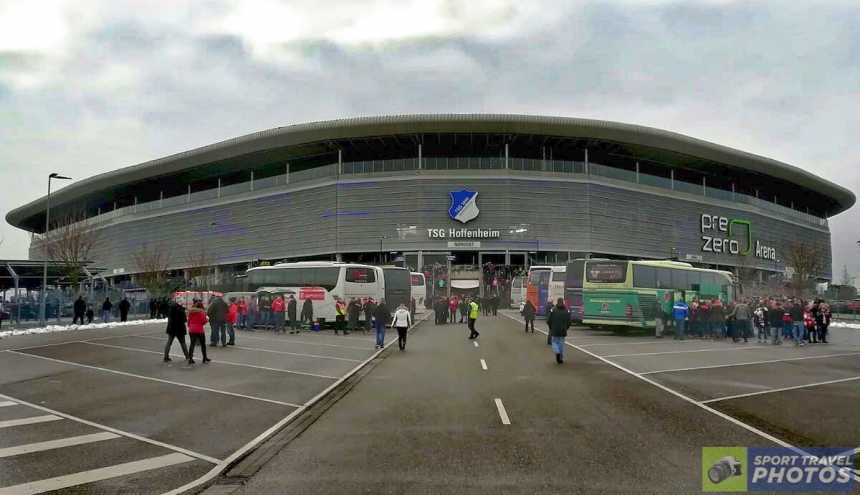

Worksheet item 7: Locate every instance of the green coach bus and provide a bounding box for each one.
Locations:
[580,260,735,329]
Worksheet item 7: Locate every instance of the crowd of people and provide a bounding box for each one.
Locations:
[432,294,501,323]
[71,295,132,324]
[658,295,833,345]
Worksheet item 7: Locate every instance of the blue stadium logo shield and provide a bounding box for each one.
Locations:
[448,189,480,224]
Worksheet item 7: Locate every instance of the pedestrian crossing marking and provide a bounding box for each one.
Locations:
[0,415,62,429]
[0,432,120,458]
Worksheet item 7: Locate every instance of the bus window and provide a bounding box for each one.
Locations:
[671,270,689,290]
[551,271,566,282]
[585,261,628,283]
[565,260,585,289]
[688,271,702,292]
[633,265,656,288]
[655,268,672,289]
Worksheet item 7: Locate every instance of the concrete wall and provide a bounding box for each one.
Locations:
[31,172,832,279]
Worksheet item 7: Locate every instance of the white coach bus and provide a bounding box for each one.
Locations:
[410,272,426,311]
[246,262,386,324]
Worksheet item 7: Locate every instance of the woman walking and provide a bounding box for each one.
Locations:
[547,298,571,364]
[522,299,536,333]
[163,301,189,363]
[187,299,210,364]
[392,303,412,351]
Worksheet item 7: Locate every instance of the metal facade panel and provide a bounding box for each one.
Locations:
[30,177,832,279]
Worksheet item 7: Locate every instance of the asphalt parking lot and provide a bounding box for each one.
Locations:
[0,319,411,494]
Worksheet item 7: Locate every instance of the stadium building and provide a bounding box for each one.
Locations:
[6,114,854,286]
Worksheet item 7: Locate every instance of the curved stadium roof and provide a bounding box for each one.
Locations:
[6,114,855,232]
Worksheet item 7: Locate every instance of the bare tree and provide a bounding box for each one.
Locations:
[784,241,823,296]
[43,213,101,288]
[734,254,759,297]
[184,246,215,291]
[132,243,173,298]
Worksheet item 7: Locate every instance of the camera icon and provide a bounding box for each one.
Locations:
[708,456,742,484]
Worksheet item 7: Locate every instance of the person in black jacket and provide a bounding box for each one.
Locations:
[522,300,536,333]
[73,296,86,325]
[149,299,157,319]
[101,298,113,323]
[544,300,554,345]
[547,298,571,364]
[363,298,376,333]
[373,300,390,349]
[300,298,314,330]
[118,297,131,322]
[164,302,189,362]
[287,295,299,334]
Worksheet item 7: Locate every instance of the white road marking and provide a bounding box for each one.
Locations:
[602,345,770,358]
[0,400,17,407]
[494,398,511,425]
[0,432,119,458]
[0,452,194,495]
[700,375,860,404]
[473,341,479,348]
[82,341,339,380]
[226,334,370,351]
[480,359,488,370]
[0,415,62,429]
[0,392,220,464]
[640,351,860,375]
[7,350,302,408]
[500,312,812,457]
[129,335,362,362]
[579,339,702,347]
[160,311,434,495]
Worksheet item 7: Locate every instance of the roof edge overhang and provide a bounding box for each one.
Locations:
[6,114,855,230]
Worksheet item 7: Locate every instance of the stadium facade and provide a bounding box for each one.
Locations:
[6,114,854,283]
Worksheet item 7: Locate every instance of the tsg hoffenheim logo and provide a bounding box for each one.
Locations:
[448,189,480,224]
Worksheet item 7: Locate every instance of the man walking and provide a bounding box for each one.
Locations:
[672,295,689,340]
[392,303,412,351]
[373,299,390,349]
[207,296,228,346]
[118,296,131,323]
[101,297,113,323]
[164,300,189,362]
[300,297,313,330]
[73,296,86,325]
[547,298,570,364]
[467,297,480,339]
[789,299,805,346]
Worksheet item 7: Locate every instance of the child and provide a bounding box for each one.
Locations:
[187,299,210,364]
[85,305,94,324]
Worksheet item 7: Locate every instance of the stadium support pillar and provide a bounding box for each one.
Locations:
[286,162,290,184]
[702,176,706,196]
[217,179,221,198]
[336,253,343,262]
[504,250,510,265]
[338,149,342,175]
[418,144,422,170]
[417,251,423,270]
[635,161,640,183]
[6,264,20,324]
[187,185,191,204]
[732,183,736,201]
[505,142,509,169]
[159,191,163,208]
[250,171,254,191]
[584,148,589,174]
[670,169,675,190]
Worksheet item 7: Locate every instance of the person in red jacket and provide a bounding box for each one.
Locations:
[271,295,286,333]
[237,298,248,329]
[187,299,211,364]
[226,297,238,345]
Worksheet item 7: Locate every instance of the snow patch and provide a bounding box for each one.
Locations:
[0,319,166,338]
[829,321,860,330]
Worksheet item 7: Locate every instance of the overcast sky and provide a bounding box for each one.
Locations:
[1,0,858,282]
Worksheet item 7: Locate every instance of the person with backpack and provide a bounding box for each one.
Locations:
[392,303,412,351]
[187,299,211,364]
[547,298,571,364]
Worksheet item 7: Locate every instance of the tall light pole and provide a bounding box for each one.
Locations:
[39,173,72,327]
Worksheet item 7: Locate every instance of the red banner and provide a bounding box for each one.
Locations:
[299,288,326,301]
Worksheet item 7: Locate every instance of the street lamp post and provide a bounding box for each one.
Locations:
[39,173,72,327]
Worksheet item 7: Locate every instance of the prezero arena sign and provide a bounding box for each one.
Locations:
[700,214,776,260]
